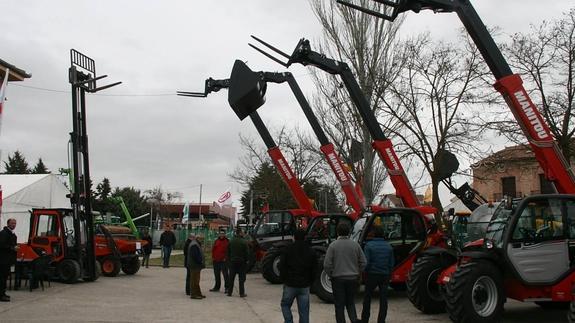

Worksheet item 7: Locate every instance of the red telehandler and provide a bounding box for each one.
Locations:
[337,1,575,321]
[248,37,464,302]
[179,63,368,283]
[179,74,327,281]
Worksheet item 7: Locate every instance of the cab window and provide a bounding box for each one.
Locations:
[36,214,58,237]
[512,198,564,241]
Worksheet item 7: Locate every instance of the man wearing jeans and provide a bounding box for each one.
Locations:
[324,222,366,323]
[159,225,176,268]
[279,229,317,323]
[361,225,394,323]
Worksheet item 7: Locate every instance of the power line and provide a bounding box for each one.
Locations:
[10,83,176,97]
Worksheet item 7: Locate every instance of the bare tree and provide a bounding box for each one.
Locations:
[309,0,409,205]
[485,8,575,163]
[382,33,490,214]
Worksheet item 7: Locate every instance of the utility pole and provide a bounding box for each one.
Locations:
[198,184,203,224]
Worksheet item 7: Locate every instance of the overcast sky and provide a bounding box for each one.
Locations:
[1,0,573,208]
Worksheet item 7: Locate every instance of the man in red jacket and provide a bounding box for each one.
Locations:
[210,229,230,293]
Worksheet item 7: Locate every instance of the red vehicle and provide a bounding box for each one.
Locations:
[249,36,452,302]
[337,0,575,321]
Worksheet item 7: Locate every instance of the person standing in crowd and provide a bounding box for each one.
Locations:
[279,229,317,323]
[0,218,18,302]
[210,229,230,293]
[186,234,206,299]
[324,222,366,323]
[361,226,394,323]
[159,225,176,268]
[227,228,249,297]
[141,230,153,268]
[183,233,194,296]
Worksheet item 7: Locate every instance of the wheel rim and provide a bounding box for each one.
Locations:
[102,260,114,273]
[472,275,498,317]
[320,270,332,294]
[272,256,281,277]
[426,268,443,302]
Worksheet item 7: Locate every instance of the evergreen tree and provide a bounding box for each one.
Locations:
[31,158,50,174]
[3,151,30,174]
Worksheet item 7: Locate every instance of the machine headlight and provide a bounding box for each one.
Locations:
[485,239,494,249]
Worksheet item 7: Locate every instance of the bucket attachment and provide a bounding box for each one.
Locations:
[228,60,267,120]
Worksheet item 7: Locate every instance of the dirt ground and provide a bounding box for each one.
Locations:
[0,266,568,323]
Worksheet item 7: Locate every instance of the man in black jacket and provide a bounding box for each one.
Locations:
[159,225,176,268]
[0,218,18,302]
[279,229,318,323]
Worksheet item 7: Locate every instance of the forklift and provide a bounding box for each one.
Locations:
[17,50,125,283]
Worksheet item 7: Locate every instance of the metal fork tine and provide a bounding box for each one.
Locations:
[176,91,207,97]
[250,35,291,59]
[248,44,289,67]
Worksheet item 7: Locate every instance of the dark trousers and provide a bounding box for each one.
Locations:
[142,254,150,268]
[332,278,359,323]
[189,269,202,297]
[228,260,246,295]
[212,261,229,291]
[0,264,10,296]
[361,273,390,323]
[161,246,172,267]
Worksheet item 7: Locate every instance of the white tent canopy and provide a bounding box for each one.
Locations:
[0,174,70,242]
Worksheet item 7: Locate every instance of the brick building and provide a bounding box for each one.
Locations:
[472,143,575,201]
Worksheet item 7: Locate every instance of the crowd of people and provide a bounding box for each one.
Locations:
[1,218,394,322]
[173,222,393,323]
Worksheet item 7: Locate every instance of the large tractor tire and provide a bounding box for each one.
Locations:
[100,256,122,277]
[407,255,447,314]
[568,301,575,323]
[261,248,283,284]
[445,260,504,323]
[312,256,334,303]
[122,257,141,275]
[58,259,81,284]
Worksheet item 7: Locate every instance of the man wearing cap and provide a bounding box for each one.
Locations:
[210,229,230,293]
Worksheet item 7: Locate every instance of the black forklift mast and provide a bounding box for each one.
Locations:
[68,49,121,280]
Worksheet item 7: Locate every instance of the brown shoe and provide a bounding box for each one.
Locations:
[190,295,203,299]
[0,295,10,302]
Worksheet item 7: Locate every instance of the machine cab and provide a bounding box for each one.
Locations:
[494,195,575,285]
[306,214,354,246]
[28,208,87,262]
[356,208,428,267]
[253,210,297,250]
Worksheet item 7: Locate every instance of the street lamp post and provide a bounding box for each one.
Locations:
[146,198,159,232]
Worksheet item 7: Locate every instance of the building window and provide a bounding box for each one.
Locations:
[502,176,516,198]
[539,174,555,194]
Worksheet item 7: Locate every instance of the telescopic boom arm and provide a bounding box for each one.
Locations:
[250,36,423,209]
[178,79,315,213]
[251,69,365,218]
[337,0,575,194]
